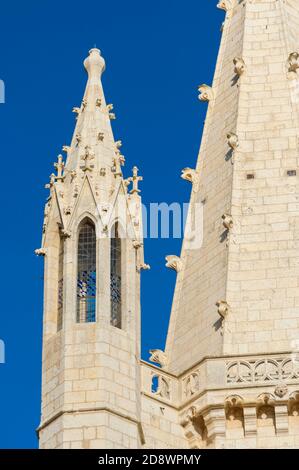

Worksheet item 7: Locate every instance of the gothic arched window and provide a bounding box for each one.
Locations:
[110,222,122,328]
[77,219,96,323]
[57,235,64,331]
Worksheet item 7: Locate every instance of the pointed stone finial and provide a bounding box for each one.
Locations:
[127,166,143,194]
[45,173,56,189]
[198,84,214,102]
[84,48,106,80]
[165,255,183,273]
[54,154,65,181]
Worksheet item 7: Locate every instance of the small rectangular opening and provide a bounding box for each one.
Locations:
[246,174,255,180]
[287,170,296,176]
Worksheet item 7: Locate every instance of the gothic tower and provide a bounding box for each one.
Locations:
[37,49,146,448]
[37,0,299,450]
[164,0,299,448]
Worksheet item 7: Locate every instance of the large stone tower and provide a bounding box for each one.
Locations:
[37,0,299,450]
[164,0,299,448]
[37,48,146,448]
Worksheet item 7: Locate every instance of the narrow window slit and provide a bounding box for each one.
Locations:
[110,222,122,329]
[77,220,96,323]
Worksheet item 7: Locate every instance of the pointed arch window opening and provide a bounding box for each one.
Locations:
[110,222,122,329]
[77,220,97,323]
[57,236,64,331]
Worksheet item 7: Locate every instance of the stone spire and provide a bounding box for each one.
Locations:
[165,0,299,375]
[63,48,121,182]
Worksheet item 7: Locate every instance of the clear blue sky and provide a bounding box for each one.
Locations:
[0,1,222,448]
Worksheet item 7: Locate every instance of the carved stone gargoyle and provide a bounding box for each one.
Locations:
[216,300,230,320]
[180,405,207,449]
[288,52,299,73]
[217,0,233,13]
[198,84,214,102]
[165,255,183,273]
[180,405,201,427]
[64,206,72,215]
[287,52,299,79]
[132,240,143,249]
[35,248,46,257]
[138,263,150,272]
[233,57,246,76]
[81,99,87,111]
[181,168,199,190]
[60,228,72,239]
[62,145,71,155]
[227,132,239,150]
[181,167,196,183]
[72,107,80,115]
[222,214,233,230]
[149,349,168,368]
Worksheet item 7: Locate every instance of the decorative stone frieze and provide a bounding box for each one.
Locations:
[227,357,299,384]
